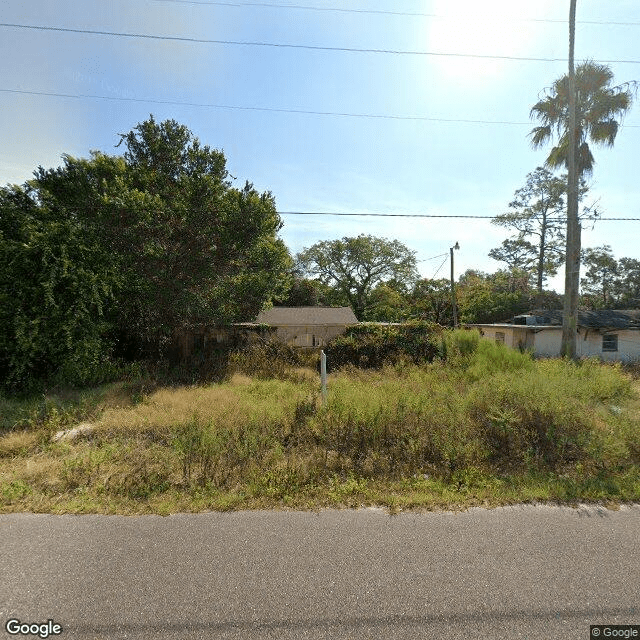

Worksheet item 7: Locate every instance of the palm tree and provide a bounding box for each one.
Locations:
[530,61,634,176]
[530,57,634,359]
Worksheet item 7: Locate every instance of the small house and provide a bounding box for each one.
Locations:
[470,309,640,362]
[254,306,358,348]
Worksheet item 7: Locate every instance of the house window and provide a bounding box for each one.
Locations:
[495,332,505,344]
[602,334,618,352]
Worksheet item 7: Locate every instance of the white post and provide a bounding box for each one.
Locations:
[320,350,327,403]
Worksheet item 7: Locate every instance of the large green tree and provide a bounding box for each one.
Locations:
[1,117,291,390]
[580,247,640,310]
[274,276,322,307]
[456,269,533,325]
[580,245,618,309]
[363,283,410,322]
[489,167,567,291]
[489,168,596,292]
[0,185,118,391]
[34,117,291,358]
[295,235,418,320]
[409,278,454,326]
[614,257,640,308]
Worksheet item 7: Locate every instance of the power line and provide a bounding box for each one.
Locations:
[283,212,499,218]
[0,88,532,125]
[152,0,441,16]
[150,0,640,26]
[3,88,640,129]
[6,199,637,221]
[4,196,639,225]
[420,253,449,262]
[431,256,449,279]
[2,22,640,63]
[279,212,640,221]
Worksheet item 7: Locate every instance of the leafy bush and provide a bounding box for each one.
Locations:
[466,339,533,379]
[0,185,122,394]
[309,370,478,477]
[439,328,481,362]
[305,354,639,477]
[229,339,314,380]
[439,329,532,379]
[324,321,440,371]
[172,414,234,485]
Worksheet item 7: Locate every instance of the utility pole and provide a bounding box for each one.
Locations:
[450,242,460,327]
[562,0,580,359]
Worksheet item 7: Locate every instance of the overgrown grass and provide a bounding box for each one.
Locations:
[1,332,639,513]
[228,339,319,381]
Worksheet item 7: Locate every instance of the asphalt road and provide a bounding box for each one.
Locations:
[1,504,639,639]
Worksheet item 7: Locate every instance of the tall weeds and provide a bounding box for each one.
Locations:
[2,334,639,510]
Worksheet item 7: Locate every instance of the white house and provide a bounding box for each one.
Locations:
[171,306,358,361]
[254,306,358,348]
[469,310,640,362]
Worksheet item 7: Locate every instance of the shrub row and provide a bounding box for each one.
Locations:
[324,321,442,371]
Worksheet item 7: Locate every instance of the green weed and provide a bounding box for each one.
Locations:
[1,352,639,513]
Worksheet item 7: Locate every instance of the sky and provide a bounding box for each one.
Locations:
[1,0,639,293]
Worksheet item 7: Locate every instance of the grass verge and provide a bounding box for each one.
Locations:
[1,336,639,514]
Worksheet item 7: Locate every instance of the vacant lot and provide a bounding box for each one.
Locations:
[1,338,639,514]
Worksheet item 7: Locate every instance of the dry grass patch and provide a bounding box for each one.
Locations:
[96,375,316,438]
[1,346,640,514]
[0,430,40,457]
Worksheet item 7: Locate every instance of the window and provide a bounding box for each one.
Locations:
[602,334,618,352]
[495,332,505,344]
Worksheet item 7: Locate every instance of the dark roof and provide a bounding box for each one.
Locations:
[255,306,358,326]
[528,309,640,329]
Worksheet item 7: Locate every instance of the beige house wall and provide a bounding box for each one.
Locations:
[531,329,562,357]
[174,322,354,359]
[474,325,640,362]
[274,324,349,348]
[529,328,640,361]
[577,328,640,362]
[476,326,523,350]
[172,324,276,361]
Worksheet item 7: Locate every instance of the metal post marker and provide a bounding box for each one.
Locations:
[450,241,460,328]
[320,350,327,403]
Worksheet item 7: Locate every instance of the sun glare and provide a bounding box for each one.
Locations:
[425,0,552,85]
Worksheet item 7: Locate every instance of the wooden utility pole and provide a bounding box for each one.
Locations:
[562,0,580,359]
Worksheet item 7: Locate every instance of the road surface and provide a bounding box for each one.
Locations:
[1,504,639,639]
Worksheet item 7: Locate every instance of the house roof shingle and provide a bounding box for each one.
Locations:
[526,309,640,329]
[255,306,358,326]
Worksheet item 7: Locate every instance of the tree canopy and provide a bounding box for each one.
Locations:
[295,235,418,320]
[0,116,292,391]
[489,168,566,291]
[530,60,634,359]
[489,167,596,292]
[580,246,640,310]
[0,183,120,390]
[456,269,533,325]
[410,279,454,326]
